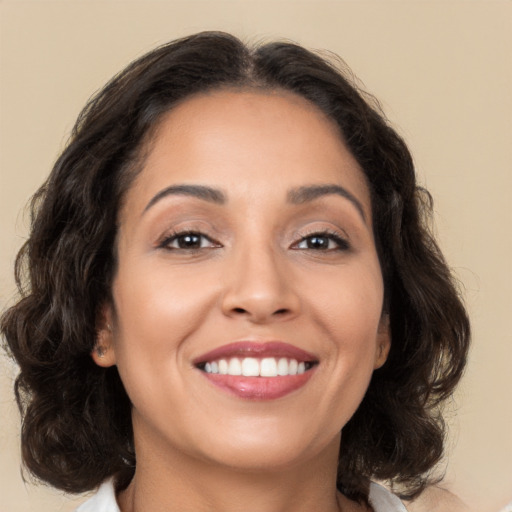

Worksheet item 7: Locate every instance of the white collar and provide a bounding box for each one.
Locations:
[75,479,120,512]
[369,482,409,511]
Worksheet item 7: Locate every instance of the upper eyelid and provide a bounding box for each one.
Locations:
[291,226,350,242]
[292,230,350,248]
[155,221,222,244]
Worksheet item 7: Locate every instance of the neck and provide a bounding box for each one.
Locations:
[117,427,364,512]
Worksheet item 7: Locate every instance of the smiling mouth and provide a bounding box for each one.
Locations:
[197,357,316,377]
[193,341,319,400]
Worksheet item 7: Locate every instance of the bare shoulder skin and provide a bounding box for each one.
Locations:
[405,486,473,512]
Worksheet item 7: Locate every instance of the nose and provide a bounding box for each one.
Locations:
[221,245,301,324]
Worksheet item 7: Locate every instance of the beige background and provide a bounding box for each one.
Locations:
[1,1,510,511]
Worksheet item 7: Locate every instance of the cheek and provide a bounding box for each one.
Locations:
[311,258,384,343]
[113,260,219,340]
[306,260,384,411]
[110,262,220,397]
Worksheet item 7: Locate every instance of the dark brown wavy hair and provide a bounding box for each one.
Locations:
[1,31,470,504]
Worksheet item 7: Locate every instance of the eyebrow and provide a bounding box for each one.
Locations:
[143,183,366,222]
[143,184,226,214]
[288,184,367,222]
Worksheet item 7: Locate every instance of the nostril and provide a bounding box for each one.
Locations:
[229,307,289,317]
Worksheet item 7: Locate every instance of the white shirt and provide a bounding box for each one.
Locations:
[75,480,408,512]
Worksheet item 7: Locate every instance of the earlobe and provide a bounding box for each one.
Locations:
[374,314,391,369]
[91,306,117,368]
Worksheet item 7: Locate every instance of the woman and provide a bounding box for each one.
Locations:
[0,32,470,512]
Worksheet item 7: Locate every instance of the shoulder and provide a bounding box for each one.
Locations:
[404,486,472,512]
[369,483,409,512]
[74,479,120,512]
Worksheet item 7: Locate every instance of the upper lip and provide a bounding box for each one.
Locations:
[193,341,318,366]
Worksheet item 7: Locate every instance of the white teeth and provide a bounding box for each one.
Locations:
[203,357,310,377]
[241,357,259,376]
[277,357,289,376]
[227,358,242,375]
[218,359,228,375]
[260,357,278,377]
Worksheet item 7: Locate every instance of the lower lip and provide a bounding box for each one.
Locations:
[199,369,316,400]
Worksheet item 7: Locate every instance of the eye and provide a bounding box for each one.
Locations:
[293,231,349,251]
[158,231,220,251]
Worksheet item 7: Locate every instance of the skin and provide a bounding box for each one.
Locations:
[93,89,391,512]
[406,487,473,512]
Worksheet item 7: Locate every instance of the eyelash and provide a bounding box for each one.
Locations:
[157,230,220,251]
[292,229,350,252]
[157,229,350,252]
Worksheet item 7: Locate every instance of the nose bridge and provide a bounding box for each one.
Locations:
[221,230,299,322]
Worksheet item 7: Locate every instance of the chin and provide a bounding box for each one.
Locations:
[189,423,339,473]
[204,445,313,473]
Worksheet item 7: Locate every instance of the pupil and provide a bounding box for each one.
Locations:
[309,236,328,249]
[179,234,200,248]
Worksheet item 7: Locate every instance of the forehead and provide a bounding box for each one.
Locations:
[123,88,371,218]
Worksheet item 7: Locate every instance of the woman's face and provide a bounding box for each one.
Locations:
[95,89,390,472]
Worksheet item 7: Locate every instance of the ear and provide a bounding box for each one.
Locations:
[91,304,117,368]
[374,314,391,369]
